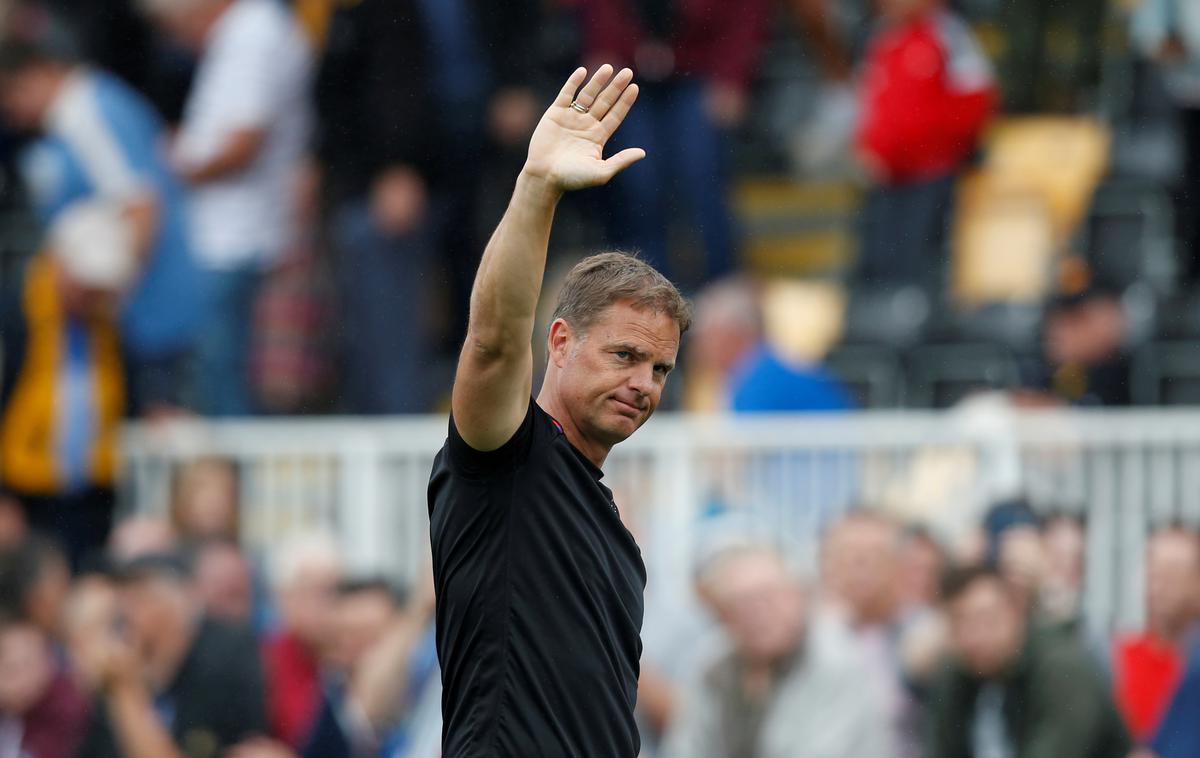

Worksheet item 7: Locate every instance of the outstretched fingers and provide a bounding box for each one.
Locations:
[589,68,634,122]
[553,67,588,108]
[572,64,615,110]
[600,82,640,136]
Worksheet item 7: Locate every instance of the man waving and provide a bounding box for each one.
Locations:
[428,66,691,757]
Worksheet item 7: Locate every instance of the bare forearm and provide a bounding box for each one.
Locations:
[466,170,562,354]
[106,681,188,758]
[182,129,264,184]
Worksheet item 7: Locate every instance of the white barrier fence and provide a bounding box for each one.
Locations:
[120,401,1200,636]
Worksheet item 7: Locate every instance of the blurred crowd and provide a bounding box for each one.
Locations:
[1,0,1200,756]
[5,458,1200,758]
[1,0,1193,561]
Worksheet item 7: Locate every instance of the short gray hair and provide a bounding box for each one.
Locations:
[551,252,692,336]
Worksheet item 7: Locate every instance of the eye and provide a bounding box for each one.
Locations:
[614,351,632,361]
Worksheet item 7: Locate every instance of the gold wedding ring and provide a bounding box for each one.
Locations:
[570,101,590,114]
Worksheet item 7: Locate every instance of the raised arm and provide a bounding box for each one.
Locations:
[452,65,644,451]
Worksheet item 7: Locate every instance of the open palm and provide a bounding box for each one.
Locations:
[525,66,645,192]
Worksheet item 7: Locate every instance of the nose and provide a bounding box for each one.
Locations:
[627,363,655,399]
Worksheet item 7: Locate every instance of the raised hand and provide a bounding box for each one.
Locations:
[523,65,645,192]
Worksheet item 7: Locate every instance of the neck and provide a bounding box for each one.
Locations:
[535,388,610,469]
[1152,617,1193,647]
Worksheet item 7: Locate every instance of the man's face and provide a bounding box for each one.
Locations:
[708,553,807,665]
[329,590,399,669]
[550,301,679,446]
[194,543,253,624]
[119,577,190,659]
[0,623,54,715]
[279,561,342,650]
[823,518,901,625]
[1146,530,1200,633]
[948,578,1025,678]
[0,66,56,132]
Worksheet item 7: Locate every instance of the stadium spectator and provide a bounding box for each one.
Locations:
[1113,527,1200,745]
[1151,633,1200,758]
[261,533,342,749]
[170,457,240,544]
[0,535,70,640]
[0,201,132,569]
[821,512,923,758]
[576,0,772,285]
[314,0,439,414]
[856,0,996,291]
[1039,513,1088,632]
[142,0,314,416]
[0,32,205,416]
[662,544,889,758]
[926,566,1131,758]
[1131,0,1200,283]
[686,276,855,413]
[71,552,269,757]
[1035,285,1131,406]
[190,539,254,627]
[299,577,439,758]
[0,613,90,758]
[898,526,947,614]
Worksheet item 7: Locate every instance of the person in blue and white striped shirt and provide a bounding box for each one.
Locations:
[0,32,205,415]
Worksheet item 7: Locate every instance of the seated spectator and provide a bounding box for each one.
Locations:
[0,27,205,417]
[0,202,132,569]
[71,552,268,757]
[0,535,71,641]
[170,458,240,544]
[821,512,924,757]
[898,526,947,616]
[301,577,438,758]
[1035,284,1130,406]
[1113,527,1200,745]
[686,277,855,413]
[262,533,342,748]
[1040,513,1088,630]
[662,544,889,758]
[191,539,254,627]
[856,0,997,291]
[0,613,89,758]
[926,566,1131,758]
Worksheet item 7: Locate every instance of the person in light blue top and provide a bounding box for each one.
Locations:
[0,37,205,413]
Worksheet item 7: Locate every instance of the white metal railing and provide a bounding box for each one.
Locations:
[120,398,1200,637]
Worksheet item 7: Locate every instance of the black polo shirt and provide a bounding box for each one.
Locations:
[428,400,646,757]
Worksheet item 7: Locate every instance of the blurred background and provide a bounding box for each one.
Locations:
[2,0,1200,756]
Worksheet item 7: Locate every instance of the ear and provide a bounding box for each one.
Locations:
[547,318,572,368]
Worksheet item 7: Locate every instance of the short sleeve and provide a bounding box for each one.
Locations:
[203,5,311,131]
[445,400,537,478]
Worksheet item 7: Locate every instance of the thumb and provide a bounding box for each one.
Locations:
[603,147,646,179]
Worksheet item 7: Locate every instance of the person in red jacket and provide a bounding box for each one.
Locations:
[855,0,997,291]
[1113,526,1200,747]
[576,0,772,284]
